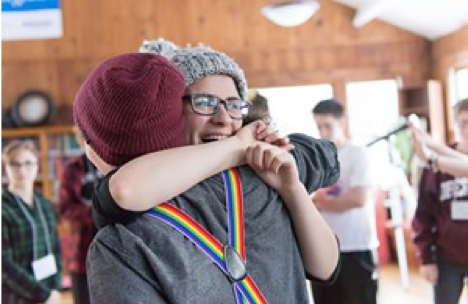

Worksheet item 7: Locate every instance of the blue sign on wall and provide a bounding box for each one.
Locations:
[2,0,60,12]
[2,0,63,40]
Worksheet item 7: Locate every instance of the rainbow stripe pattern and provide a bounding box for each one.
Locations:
[147,168,267,304]
[222,169,245,259]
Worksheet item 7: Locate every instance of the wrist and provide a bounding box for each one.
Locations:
[427,152,439,171]
[278,182,307,203]
[226,137,247,166]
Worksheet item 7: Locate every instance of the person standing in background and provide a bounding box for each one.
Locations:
[58,127,102,304]
[412,98,468,304]
[311,98,379,304]
[244,91,272,126]
[410,99,468,178]
[2,140,62,304]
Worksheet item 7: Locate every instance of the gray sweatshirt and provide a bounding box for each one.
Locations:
[87,134,340,304]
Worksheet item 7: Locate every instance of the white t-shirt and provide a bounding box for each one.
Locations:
[320,142,379,252]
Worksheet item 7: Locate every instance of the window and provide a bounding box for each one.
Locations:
[453,67,468,105]
[346,79,400,145]
[346,79,407,190]
[257,84,333,137]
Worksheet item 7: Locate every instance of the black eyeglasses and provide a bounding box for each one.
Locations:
[183,94,251,120]
[7,161,38,169]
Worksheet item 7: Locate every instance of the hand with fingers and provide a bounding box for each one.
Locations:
[409,125,432,162]
[254,121,294,151]
[245,142,301,198]
[310,189,332,211]
[420,264,438,285]
[235,120,294,156]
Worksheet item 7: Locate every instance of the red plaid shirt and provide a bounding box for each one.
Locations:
[58,155,101,273]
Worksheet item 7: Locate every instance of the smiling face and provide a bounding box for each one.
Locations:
[184,75,243,145]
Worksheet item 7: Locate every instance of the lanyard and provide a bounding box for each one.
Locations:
[147,168,268,304]
[14,194,52,260]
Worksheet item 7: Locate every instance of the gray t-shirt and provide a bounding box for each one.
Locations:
[87,134,339,304]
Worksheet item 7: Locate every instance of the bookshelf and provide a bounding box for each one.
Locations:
[2,125,82,202]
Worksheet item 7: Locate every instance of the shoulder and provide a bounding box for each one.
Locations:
[2,189,15,218]
[2,188,16,211]
[344,142,367,154]
[92,217,161,248]
[289,133,335,150]
[91,224,137,258]
[2,187,14,202]
[89,219,164,268]
[289,133,338,160]
[342,142,370,161]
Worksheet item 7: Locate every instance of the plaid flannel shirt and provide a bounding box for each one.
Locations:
[58,155,100,273]
[2,188,62,304]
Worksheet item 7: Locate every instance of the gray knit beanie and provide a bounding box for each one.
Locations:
[140,38,248,100]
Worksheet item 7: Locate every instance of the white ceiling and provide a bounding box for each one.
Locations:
[335,0,468,40]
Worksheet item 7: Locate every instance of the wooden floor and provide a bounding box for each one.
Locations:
[306,263,467,304]
[378,264,466,304]
[60,263,467,303]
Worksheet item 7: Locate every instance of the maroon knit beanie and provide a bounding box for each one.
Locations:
[73,53,186,166]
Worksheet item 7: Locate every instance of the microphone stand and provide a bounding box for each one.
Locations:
[369,135,410,289]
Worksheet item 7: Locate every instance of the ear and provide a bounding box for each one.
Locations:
[339,117,347,129]
[73,126,86,149]
[84,143,115,175]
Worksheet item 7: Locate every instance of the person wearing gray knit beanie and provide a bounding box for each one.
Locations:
[140,38,248,100]
[86,38,340,304]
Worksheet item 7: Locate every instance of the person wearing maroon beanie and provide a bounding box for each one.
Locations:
[80,42,341,304]
[73,52,187,167]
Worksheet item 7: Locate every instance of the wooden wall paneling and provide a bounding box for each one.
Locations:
[432,25,468,141]
[2,61,60,109]
[427,80,446,143]
[2,0,433,120]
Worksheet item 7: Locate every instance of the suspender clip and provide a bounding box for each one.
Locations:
[224,245,247,282]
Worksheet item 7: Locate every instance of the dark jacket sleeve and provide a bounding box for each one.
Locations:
[289,133,340,193]
[412,168,438,265]
[92,170,144,229]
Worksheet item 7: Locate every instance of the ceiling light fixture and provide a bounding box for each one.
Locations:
[261,0,321,27]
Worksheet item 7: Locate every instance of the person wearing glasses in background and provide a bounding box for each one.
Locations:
[243,91,273,127]
[2,140,62,304]
[77,40,340,303]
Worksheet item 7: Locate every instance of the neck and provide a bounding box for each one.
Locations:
[456,141,468,153]
[8,183,34,206]
[334,137,346,149]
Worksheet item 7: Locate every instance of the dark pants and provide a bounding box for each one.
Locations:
[434,256,468,304]
[311,250,378,304]
[71,272,91,304]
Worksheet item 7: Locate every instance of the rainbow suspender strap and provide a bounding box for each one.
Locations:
[147,168,268,304]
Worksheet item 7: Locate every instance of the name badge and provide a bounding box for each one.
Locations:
[451,200,468,221]
[32,254,57,281]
